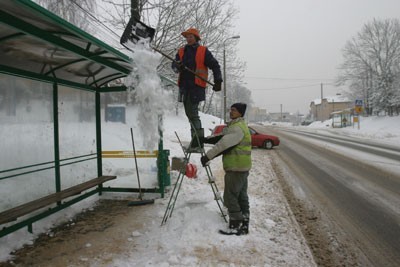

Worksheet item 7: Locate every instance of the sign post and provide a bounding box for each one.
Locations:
[354,99,363,130]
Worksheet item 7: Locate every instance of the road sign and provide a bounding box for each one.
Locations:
[355,106,363,113]
[355,99,363,106]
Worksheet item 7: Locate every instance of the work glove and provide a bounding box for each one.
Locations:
[172,60,184,73]
[200,155,210,167]
[202,135,223,145]
[212,81,222,92]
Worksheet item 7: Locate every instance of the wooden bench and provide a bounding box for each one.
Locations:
[0,175,116,225]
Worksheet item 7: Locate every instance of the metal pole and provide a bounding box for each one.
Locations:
[221,35,240,123]
[321,83,323,99]
[223,47,227,122]
[53,83,61,198]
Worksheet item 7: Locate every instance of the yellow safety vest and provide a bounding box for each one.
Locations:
[222,119,252,171]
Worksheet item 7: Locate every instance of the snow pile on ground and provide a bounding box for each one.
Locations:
[306,116,400,145]
[307,119,333,129]
[337,116,400,141]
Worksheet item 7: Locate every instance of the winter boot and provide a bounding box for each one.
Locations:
[240,217,249,235]
[219,220,243,235]
[187,128,204,153]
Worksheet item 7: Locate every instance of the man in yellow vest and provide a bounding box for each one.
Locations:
[172,28,222,151]
[201,103,252,235]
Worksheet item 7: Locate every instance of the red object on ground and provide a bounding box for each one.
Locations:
[185,163,198,178]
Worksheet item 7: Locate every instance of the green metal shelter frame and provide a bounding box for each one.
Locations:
[0,0,174,237]
[331,109,353,128]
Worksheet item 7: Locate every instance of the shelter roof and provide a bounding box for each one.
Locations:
[0,0,175,91]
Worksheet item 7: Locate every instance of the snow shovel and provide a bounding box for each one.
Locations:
[120,17,215,87]
[128,128,155,206]
[120,16,156,45]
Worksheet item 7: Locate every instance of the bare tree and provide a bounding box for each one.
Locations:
[97,0,151,33]
[337,18,400,115]
[35,0,96,31]
[228,81,253,107]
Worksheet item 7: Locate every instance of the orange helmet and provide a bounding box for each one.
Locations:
[181,28,201,40]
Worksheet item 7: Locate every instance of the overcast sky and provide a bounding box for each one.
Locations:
[232,0,400,114]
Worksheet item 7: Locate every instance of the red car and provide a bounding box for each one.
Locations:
[212,125,280,149]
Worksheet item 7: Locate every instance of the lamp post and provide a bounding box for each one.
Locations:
[223,35,240,122]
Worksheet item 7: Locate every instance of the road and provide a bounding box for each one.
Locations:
[252,125,400,267]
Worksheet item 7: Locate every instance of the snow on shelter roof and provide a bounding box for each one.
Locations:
[0,0,175,91]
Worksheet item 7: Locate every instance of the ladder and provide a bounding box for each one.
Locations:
[161,131,227,225]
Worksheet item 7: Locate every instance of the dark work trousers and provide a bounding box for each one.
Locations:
[223,171,250,221]
[183,93,201,131]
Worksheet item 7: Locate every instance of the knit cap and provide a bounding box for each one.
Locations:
[231,103,247,116]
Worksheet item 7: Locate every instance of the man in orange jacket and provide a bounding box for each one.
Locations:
[172,28,222,151]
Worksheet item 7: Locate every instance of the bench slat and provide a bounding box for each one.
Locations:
[0,176,116,225]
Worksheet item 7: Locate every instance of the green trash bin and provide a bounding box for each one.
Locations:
[164,150,171,186]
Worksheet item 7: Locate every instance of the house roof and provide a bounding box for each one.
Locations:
[311,95,351,106]
[0,0,175,91]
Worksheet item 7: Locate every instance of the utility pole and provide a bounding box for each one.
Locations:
[223,48,226,122]
[320,83,323,100]
[280,104,283,122]
[222,36,240,122]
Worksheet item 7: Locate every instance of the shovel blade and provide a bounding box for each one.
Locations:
[128,199,155,206]
[120,17,155,46]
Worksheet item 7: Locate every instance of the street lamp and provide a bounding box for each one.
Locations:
[223,35,240,122]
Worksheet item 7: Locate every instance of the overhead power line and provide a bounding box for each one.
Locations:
[245,76,335,81]
[252,83,325,91]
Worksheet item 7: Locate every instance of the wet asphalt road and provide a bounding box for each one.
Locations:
[252,125,400,267]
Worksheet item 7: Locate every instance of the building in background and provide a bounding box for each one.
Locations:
[247,107,267,122]
[310,96,353,122]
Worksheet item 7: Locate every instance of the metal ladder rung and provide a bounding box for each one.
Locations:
[214,191,222,200]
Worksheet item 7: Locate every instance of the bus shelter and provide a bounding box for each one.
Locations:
[331,108,353,128]
[0,0,173,237]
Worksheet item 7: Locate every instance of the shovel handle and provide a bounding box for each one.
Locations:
[152,46,215,87]
[130,128,143,200]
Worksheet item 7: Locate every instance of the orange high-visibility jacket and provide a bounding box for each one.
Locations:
[178,46,208,88]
